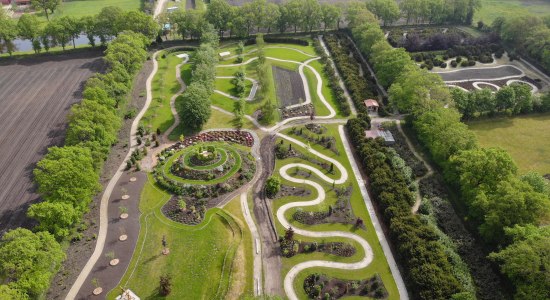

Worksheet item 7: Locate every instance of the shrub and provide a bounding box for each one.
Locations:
[451,60,458,67]
[159,274,172,296]
[461,61,469,67]
[265,176,281,198]
[440,62,447,68]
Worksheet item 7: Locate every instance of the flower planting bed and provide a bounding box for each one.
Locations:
[273,66,306,107]
[281,104,315,119]
[154,137,256,225]
[166,130,255,149]
[270,184,311,199]
[289,126,339,155]
[280,233,356,258]
[303,273,387,299]
[292,185,355,225]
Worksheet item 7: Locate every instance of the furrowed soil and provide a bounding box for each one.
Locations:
[273,66,306,107]
[0,50,104,232]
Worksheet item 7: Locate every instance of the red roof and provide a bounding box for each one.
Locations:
[364,99,379,107]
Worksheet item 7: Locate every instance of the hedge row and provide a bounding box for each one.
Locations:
[0,31,150,298]
[346,119,467,300]
[323,34,375,115]
[244,37,309,46]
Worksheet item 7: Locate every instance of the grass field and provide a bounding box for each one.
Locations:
[273,125,399,299]
[468,113,550,175]
[106,175,247,300]
[141,50,190,135]
[474,0,550,23]
[35,0,141,20]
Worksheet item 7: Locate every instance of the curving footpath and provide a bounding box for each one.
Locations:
[65,50,162,300]
[214,76,258,101]
[163,54,189,141]
[276,130,376,300]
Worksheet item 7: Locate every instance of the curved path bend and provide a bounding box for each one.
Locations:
[214,76,258,101]
[163,55,189,141]
[276,130,376,300]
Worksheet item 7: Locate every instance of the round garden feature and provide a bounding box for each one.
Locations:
[154,138,256,225]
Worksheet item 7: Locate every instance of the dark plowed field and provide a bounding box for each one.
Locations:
[0,51,104,231]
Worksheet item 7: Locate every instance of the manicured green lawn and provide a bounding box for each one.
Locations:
[106,175,241,300]
[272,125,399,299]
[36,0,141,20]
[468,113,550,175]
[474,0,550,23]
[141,51,190,135]
[214,78,253,98]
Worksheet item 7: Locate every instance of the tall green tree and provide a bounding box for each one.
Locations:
[0,228,64,298]
[0,11,18,56]
[366,0,400,26]
[33,146,100,211]
[205,0,232,36]
[320,3,341,30]
[17,14,42,53]
[31,0,59,20]
[178,83,212,132]
[489,225,550,300]
[27,202,80,240]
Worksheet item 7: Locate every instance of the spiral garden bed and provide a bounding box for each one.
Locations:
[154,140,256,225]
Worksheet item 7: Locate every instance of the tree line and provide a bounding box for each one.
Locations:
[177,24,219,132]
[0,31,150,298]
[349,6,550,300]
[489,15,550,75]
[0,6,157,55]
[451,84,550,120]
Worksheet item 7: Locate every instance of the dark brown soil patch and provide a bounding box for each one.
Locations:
[273,66,306,107]
[304,273,388,299]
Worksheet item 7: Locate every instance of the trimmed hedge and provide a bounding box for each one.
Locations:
[244,37,309,46]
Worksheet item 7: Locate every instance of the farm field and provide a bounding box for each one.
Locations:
[0,51,103,230]
[35,0,141,19]
[474,0,550,24]
[468,113,550,175]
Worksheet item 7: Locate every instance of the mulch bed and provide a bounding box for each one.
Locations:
[292,186,355,225]
[453,76,541,91]
[270,184,311,199]
[303,273,388,299]
[281,104,315,119]
[273,66,306,107]
[166,130,254,150]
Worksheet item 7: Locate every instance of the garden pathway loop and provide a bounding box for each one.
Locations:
[276,129,377,300]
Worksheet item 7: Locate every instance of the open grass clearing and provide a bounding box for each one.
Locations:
[273,125,399,299]
[33,0,141,20]
[474,0,550,24]
[215,77,253,98]
[140,50,190,135]
[106,175,241,300]
[468,113,550,175]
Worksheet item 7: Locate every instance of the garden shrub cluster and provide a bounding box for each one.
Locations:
[279,227,356,258]
[347,118,467,299]
[323,34,378,115]
[0,31,150,298]
[304,273,387,299]
[293,185,355,225]
[352,11,550,299]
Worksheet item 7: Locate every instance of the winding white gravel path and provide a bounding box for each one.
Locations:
[276,130,376,300]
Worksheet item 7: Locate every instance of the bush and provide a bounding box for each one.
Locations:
[245,37,308,46]
[456,56,462,63]
[265,176,281,198]
[440,62,447,68]
[468,60,476,66]
[159,274,172,296]
[461,61,470,67]
[451,60,458,67]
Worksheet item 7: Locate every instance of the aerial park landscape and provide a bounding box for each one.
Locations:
[0,0,549,299]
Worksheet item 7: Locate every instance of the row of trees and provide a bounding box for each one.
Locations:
[350,8,550,299]
[451,84,550,120]
[164,0,342,39]
[255,34,276,124]
[492,15,550,74]
[0,31,150,298]
[346,118,471,299]
[177,24,219,132]
[0,6,157,55]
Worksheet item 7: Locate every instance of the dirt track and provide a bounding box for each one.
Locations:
[0,51,104,231]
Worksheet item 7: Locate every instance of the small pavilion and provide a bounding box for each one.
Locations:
[364,99,379,113]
